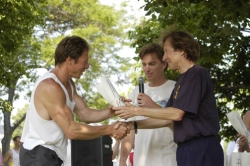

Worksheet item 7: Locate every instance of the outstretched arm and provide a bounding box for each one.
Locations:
[114,102,184,121]
[37,79,128,140]
[72,80,115,123]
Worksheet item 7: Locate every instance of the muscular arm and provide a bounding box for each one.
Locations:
[36,79,126,140]
[73,93,114,123]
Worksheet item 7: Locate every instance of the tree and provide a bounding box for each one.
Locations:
[0,0,47,86]
[0,37,45,155]
[129,0,250,141]
[0,0,48,155]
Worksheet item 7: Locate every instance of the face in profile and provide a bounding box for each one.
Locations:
[69,50,89,78]
[163,39,184,71]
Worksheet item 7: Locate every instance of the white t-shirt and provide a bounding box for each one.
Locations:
[10,149,20,166]
[128,80,177,166]
[226,140,236,155]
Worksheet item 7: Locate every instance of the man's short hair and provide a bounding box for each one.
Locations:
[13,136,21,142]
[139,43,164,62]
[54,36,90,65]
[138,43,167,71]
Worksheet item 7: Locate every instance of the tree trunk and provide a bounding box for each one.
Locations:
[2,110,13,156]
[2,85,16,155]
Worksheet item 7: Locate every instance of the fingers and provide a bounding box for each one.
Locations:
[121,122,131,134]
[111,124,129,140]
[237,134,248,143]
[115,111,129,119]
[113,121,122,129]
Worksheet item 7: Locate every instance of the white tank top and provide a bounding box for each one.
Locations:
[21,72,75,161]
[10,149,19,166]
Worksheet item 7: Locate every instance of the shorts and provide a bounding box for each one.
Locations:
[176,136,224,166]
[20,144,63,166]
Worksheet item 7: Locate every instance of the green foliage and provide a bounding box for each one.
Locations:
[130,0,250,140]
[40,0,135,107]
[0,0,47,52]
[0,0,48,87]
[0,99,13,113]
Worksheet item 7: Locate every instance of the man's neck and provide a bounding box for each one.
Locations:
[51,66,71,87]
[148,77,167,87]
[178,59,195,74]
[13,146,20,152]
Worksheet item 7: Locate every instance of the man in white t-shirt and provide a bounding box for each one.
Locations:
[119,43,177,166]
[3,136,21,166]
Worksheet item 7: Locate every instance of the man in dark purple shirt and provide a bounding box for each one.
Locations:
[167,65,220,144]
[114,30,224,166]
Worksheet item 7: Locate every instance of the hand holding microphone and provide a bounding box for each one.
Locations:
[137,77,158,108]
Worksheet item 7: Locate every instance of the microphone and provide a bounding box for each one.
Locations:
[138,77,144,93]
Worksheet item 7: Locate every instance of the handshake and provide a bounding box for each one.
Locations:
[108,121,134,140]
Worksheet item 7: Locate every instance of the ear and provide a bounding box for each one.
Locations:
[180,50,186,58]
[66,57,72,65]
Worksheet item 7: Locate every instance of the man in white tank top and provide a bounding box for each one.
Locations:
[119,43,177,166]
[3,136,21,166]
[20,36,129,166]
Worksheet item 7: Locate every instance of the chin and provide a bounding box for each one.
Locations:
[168,66,175,71]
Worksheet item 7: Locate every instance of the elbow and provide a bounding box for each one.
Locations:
[65,128,78,140]
[66,132,75,140]
[174,110,185,121]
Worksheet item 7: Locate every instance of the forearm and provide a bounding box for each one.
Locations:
[77,108,115,123]
[136,118,172,129]
[135,107,184,121]
[66,123,112,140]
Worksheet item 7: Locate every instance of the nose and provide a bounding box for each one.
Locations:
[162,52,168,61]
[85,62,89,69]
[143,64,150,71]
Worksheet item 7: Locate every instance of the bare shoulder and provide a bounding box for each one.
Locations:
[36,78,64,97]
[34,78,66,120]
